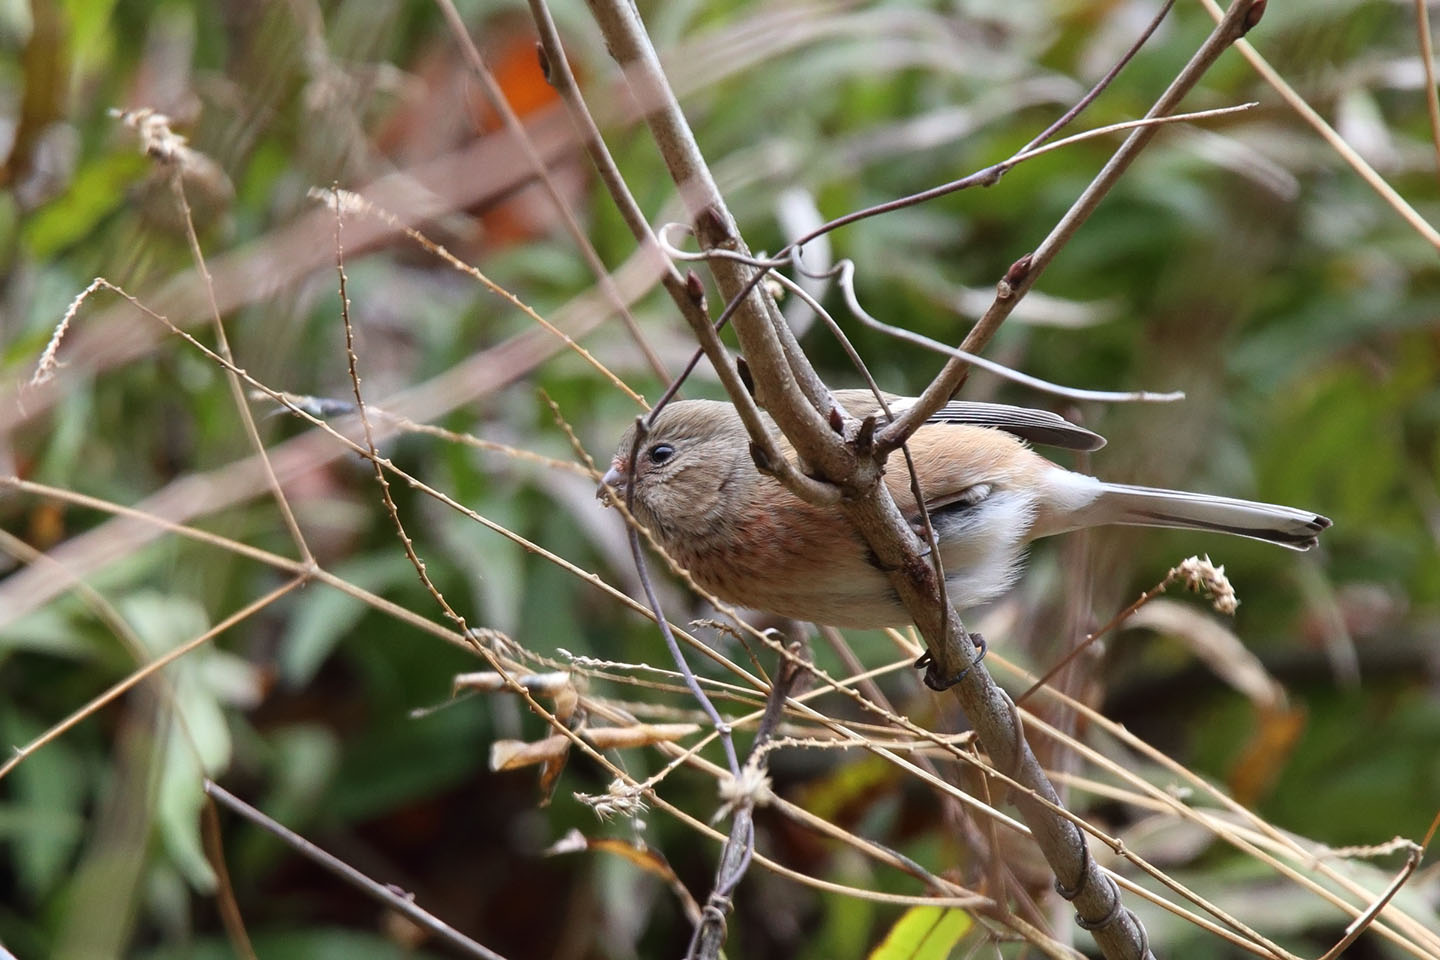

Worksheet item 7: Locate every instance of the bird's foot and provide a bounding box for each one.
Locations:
[913,633,988,691]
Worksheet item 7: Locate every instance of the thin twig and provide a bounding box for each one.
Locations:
[543,392,747,782]
[169,170,315,565]
[330,188,473,639]
[1015,572,1181,707]
[432,0,671,381]
[815,625,1049,934]
[201,799,259,960]
[0,475,478,655]
[1316,842,1425,960]
[621,422,740,778]
[1415,0,1440,186]
[749,634,1307,958]
[998,652,1440,960]
[528,0,835,504]
[0,232,675,627]
[314,188,647,408]
[204,781,510,960]
[1019,0,1178,154]
[657,224,1187,405]
[0,528,259,958]
[687,642,804,959]
[654,0,1188,413]
[10,283,772,691]
[580,0,1243,955]
[1192,0,1440,250]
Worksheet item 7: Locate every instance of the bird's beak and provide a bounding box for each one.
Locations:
[596,462,627,505]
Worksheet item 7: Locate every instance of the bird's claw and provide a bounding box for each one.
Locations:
[914,633,988,691]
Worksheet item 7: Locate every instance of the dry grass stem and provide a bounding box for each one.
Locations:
[1194,0,1440,249]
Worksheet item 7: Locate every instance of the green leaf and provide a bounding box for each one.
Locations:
[0,606,96,660]
[868,906,973,960]
[21,152,147,258]
[0,709,87,898]
[156,723,215,892]
[119,592,253,892]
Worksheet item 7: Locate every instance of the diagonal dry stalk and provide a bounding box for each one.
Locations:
[432,0,670,382]
[8,397,1428,955]
[204,780,510,960]
[14,207,1428,960]
[0,578,304,784]
[11,412,1432,956]
[884,0,1266,444]
[1190,0,1440,249]
[167,167,314,568]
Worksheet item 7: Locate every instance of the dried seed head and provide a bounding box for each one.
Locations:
[1172,555,1239,614]
[576,779,649,821]
[712,760,773,823]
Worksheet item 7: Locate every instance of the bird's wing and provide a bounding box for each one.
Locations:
[917,401,1106,451]
[828,390,1106,451]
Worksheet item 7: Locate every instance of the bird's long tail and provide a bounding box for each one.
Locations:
[1082,482,1331,550]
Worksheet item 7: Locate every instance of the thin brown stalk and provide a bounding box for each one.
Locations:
[742,640,1294,957]
[0,476,478,654]
[204,781,509,960]
[170,172,314,565]
[201,799,258,960]
[0,106,617,434]
[527,0,834,505]
[318,188,647,408]
[0,528,260,958]
[1015,571,1182,707]
[998,653,1440,960]
[1415,0,1440,185]
[578,698,1081,960]
[1316,843,1425,960]
[1192,0,1440,249]
[577,2,1287,957]
[330,191,473,641]
[432,0,671,382]
[660,232,1184,405]
[0,246,666,627]
[815,625,1048,934]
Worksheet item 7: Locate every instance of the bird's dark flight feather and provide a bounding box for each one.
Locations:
[919,401,1107,451]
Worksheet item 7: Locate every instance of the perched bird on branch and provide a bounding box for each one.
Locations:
[599,390,1330,629]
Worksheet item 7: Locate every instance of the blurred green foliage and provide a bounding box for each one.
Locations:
[0,0,1438,957]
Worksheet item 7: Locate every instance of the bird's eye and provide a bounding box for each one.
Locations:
[647,443,675,465]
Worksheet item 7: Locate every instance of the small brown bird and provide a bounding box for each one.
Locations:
[599,391,1330,629]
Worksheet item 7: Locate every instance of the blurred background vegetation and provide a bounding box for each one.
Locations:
[0,0,1438,957]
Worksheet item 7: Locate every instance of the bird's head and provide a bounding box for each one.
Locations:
[597,399,752,538]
